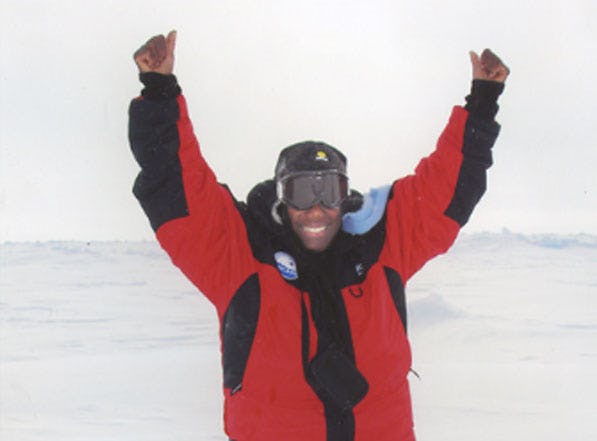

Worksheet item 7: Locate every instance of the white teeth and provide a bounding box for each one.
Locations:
[303,226,326,233]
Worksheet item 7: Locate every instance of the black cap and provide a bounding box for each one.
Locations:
[274,141,347,182]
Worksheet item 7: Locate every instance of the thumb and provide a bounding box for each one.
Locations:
[166,30,177,56]
[469,50,481,69]
[469,50,484,80]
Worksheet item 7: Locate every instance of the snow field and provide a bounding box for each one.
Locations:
[1,234,596,440]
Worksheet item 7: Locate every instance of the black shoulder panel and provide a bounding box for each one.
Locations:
[383,267,407,333]
[221,273,261,392]
[444,115,500,226]
[129,98,189,231]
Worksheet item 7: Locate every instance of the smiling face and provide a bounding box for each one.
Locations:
[287,204,343,252]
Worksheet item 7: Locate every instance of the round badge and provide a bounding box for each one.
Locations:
[274,251,298,280]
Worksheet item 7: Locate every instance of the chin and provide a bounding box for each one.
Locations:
[301,237,333,252]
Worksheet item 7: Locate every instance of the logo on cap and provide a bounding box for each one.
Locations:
[315,151,329,161]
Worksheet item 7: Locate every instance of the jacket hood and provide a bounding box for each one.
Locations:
[246,179,286,232]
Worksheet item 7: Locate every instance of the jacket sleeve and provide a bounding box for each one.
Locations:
[128,74,256,313]
[381,80,503,282]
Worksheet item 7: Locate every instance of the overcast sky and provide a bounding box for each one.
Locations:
[1,0,595,241]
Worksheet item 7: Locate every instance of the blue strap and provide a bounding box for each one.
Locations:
[342,185,391,234]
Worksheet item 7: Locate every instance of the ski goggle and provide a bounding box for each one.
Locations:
[277,171,349,210]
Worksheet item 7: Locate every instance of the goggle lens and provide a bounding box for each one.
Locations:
[280,173,348,210]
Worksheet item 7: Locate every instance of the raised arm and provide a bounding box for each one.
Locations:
[128,32,256,313]
[382,49,509,281]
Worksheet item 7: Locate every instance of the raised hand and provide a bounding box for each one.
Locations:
[133,30,177,74]
[469,49,510,83]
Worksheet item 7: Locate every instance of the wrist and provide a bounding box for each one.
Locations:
[464,79,505,120]
[139,72,181,100]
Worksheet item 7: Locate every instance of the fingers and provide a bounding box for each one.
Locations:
[134,35,162,72]
[149,35,167,68]
[470,48,510,83]
[480,49,500,74]
[481,49,509,81]
[133,31,176,73]
[135,35,166,68]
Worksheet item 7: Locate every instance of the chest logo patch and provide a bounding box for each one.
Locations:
[274,251,298,280]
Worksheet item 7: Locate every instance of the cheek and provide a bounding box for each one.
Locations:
[330,215,342,232]
[328,211,343,229]
[290,218,301,235]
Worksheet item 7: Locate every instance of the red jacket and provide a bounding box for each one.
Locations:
[129,75,501,441]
